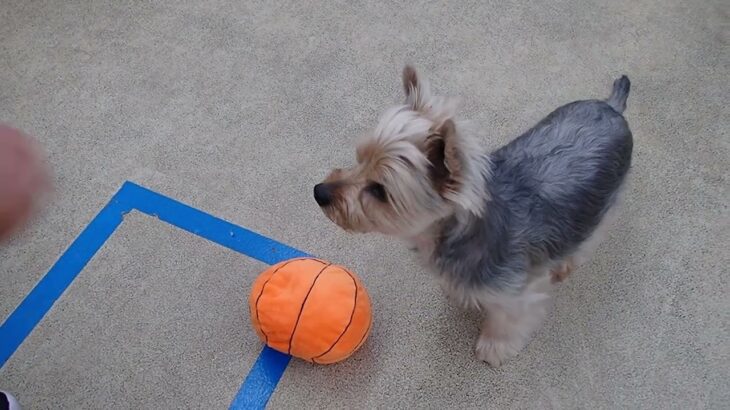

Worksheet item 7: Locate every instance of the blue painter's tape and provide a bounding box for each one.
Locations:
[121,182,309,264]
[0,188,132,366]
[229,346,292,410]
[0,181,302,409]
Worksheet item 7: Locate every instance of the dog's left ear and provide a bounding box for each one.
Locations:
[424,119,462,195]
[402,65,432,111]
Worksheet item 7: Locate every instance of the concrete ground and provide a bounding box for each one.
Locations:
[1,0,728,408]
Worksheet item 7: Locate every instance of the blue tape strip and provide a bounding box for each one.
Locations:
[0,181,303,409]
[229,346,292,410]
[0,188,132,366]
[122,182,309,265]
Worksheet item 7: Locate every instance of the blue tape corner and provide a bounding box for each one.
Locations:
[0,181,305,409]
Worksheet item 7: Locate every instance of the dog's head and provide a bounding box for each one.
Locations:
[314,66,489,238]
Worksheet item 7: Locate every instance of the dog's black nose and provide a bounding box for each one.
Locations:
[313,183,332,207]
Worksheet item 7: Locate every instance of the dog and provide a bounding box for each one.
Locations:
[314,66,633,366]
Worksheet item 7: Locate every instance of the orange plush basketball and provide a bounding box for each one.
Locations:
[249,257,372,364]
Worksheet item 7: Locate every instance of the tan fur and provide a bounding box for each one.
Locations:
[319,66,489,239]
[550,257,575,283]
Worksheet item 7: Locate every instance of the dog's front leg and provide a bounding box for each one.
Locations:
[475,276,552,366]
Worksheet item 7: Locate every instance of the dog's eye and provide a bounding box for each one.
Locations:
[366,182,388,202]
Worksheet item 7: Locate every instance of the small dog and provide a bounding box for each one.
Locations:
[314,66,633,366]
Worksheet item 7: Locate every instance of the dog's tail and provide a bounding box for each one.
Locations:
[606,75,631,113]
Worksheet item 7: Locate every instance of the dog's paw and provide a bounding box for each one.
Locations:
[475,336,522,367]
[550,258,575,283]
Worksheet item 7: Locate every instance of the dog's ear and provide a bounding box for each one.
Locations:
[402,65,419,100]
[424,119,462,195]
[402,65,431,111]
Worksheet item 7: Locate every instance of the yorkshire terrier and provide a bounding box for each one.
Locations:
[314,66,633,366]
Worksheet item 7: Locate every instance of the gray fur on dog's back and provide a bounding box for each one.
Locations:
[435,78,633,292]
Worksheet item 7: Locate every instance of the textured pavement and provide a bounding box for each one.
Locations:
[1,0,728,408]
